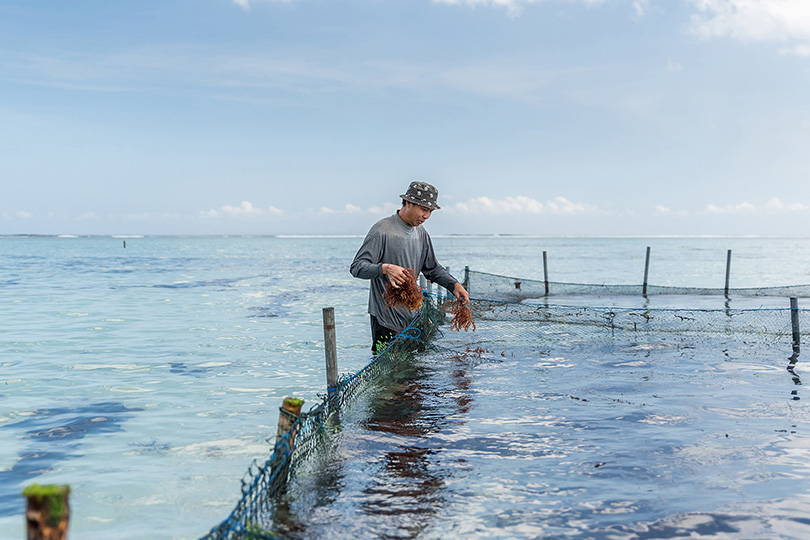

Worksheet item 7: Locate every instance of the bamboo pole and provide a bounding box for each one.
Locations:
[23,484,69,540]
[322,307,338,396]
[463,266,470,291]
[543,251,549,296]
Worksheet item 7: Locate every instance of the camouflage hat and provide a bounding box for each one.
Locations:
[400,181,441,210]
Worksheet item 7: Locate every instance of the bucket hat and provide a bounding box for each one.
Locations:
[400,181,441,210]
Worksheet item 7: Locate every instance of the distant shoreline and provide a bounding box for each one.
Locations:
[3,234,810,240]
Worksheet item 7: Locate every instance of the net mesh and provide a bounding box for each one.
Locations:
[202,269,808,539]
[467,269,810,301]
[201,296,445,540]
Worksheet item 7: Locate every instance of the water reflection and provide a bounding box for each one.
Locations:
[0,401,140,517]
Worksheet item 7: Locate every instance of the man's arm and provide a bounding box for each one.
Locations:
[421,235,469,302]
[349,227,414,287]
[350,230,384,279]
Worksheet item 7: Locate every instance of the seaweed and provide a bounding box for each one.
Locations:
[445,300,476,332]
[384,268,423,311]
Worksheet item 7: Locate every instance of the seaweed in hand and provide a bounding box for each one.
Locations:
[446,300,476,332]
[384,268,423,311]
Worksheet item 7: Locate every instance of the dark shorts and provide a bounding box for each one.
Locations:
[370,315,397,353]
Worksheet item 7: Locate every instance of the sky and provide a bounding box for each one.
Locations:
[2,0,810,236]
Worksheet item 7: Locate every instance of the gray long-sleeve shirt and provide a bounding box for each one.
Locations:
[350,212,458,332]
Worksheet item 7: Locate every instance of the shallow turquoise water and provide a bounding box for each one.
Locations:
[2,236,810,539]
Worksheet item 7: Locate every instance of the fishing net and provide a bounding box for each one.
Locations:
[201,296,445,540]
[203,269,808,539]
[466,269,810,301]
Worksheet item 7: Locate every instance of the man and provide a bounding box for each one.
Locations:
[350,181,470,351]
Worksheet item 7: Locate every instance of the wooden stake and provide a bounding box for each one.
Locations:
[438,267,448,303]
[791,297,801,356]
[23,484,69,540]
[322,307,338,396]
[543,251,549,296]
[725,249,732,296]
[275,397,304,447]
[463,266,470,291]
[642,246,651,297]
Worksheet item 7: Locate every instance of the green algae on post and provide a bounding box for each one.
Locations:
[23,483,70,539]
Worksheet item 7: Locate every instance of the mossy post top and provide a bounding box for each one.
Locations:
[22,484,70,499]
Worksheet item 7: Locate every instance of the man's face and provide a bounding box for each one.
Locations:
[400,201,433,227]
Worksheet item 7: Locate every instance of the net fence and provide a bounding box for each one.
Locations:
[203,269,809,539]
[201,296,445,540]
[466,269,810,302]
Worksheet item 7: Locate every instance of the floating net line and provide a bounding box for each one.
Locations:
[466,269,810,301]
[465,298,808,347]
[201,296,445,540]
[459,268,809,348]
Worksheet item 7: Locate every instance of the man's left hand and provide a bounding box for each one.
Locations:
[453,282,470,304]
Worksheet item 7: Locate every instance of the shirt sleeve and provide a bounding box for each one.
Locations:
[350,228,384,279]
[421,233,457,291]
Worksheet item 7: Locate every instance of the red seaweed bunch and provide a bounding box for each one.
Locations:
[446,300,476,332]
[384,268,423,311]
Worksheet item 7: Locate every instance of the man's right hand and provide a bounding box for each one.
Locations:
[382,264,409,288]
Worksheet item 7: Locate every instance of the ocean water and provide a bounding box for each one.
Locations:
[2,235,810,539]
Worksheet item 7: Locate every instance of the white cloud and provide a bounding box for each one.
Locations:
[77,211,100,221]
[319,202,398,216]
[632,0,649,17]
[764,196,810,212]
[432,0,606,15]
[704,201,757,214]
[780,44,810,56]
[690,0,810,53]
[701,198,810,214]
[232,0,295,11]
[1,210,33,220]
[449,195,594,215]
[367,202,399,215]
[202,201,284,218]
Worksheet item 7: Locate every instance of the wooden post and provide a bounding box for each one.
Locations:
[23,484,69,540]
[275,397,304,447]
[438,267,448,303]
[463,266,470,291]
[791,297,801,356]
[642,246,651,297]
[542,251,549,296]
[322,307,338,396]
[724,249,732,296]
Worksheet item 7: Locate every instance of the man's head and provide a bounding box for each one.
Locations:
[399,181,440,227]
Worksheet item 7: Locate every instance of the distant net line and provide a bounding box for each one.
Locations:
[467,269,810,301]
[203,269,809,539]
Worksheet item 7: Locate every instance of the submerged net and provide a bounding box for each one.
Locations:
[201,296,445,540]
[467,269,810,301]
[462,269,808,351]
[203,269,809,539]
